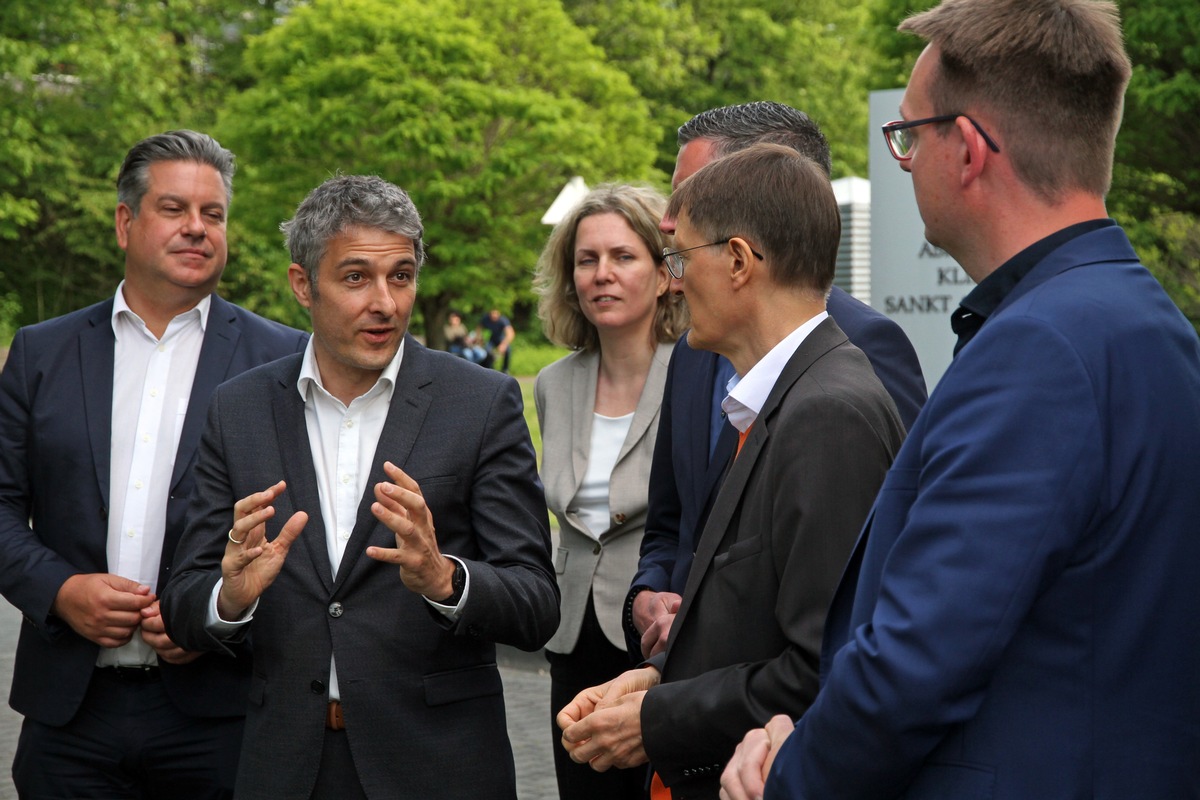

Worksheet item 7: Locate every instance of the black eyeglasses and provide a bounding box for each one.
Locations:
[882,115,1000,161]
[661,238,763,280]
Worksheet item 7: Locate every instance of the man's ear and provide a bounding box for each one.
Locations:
[956,116,991,187]
[288,263,313,309]
[114,203,134,251]
[727,237,757,291]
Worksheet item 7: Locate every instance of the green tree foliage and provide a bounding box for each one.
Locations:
[0,0,285,328]
[563,0,877,178]
[216,0,658,342]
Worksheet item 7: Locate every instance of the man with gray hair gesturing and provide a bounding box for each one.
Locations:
[722,2,1200,798]
[162,174,559,800]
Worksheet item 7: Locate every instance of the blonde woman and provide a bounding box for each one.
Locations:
[534,184,687,799]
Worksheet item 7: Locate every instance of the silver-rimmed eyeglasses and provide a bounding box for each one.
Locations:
[661,239,763,280]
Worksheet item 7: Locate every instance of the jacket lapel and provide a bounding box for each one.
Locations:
[79,302,117,514]
[568,349,599,499]
[270,358,334,593]
[332,337,433,592]
[614,341,673,466]
[669,318,849,646]
[172,295,239,490]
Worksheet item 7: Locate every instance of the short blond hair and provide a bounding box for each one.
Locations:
[534,184,688,351]
[901,0,1131,202]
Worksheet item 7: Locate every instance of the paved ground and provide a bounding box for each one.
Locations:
[0,604,559,800]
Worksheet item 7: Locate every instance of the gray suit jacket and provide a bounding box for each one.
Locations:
[161,338,559,800]
[535,341,673,652]
[641,318,905,799]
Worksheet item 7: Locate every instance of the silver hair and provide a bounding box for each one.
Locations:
[116,130,235,215]
[281,175,425,294]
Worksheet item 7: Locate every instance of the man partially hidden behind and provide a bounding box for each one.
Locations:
[558,144,905,799]
[721,1,1200,798]
[624,102,926,663]
[0,130,306,798]
[161,175,559,800]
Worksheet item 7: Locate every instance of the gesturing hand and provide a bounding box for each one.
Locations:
[218,480,307,621]
[366,461,456,602]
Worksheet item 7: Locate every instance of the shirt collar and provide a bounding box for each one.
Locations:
[111,280,211,336]
[951,218,1115,354]
[296,336,405,406]
[722,310,829,432]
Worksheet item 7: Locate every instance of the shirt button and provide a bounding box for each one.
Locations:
[339,530,350,541]
[157,344,165,353]
[341,474,351,484]
[149,389,158,398]
[134,480,143,490]
[142,434,150,443]
[126,528,135,538]
[328,602,344,618]
[344,419,354,428]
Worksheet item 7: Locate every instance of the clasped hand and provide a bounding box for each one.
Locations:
[53,574,199,663]
[718,714,795,800]
[556,666,661,771]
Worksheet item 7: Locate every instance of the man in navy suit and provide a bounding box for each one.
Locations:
[625,102,926,659]
[0,131,306,798]
[722,2,1200,798]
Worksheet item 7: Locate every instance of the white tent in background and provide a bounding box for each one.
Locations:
[541,176,590,226]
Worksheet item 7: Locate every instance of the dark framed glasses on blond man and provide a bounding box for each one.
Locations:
[882,115,1001,161]
[661,239,764,280]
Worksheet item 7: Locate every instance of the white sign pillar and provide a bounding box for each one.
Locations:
[869,89,974,389]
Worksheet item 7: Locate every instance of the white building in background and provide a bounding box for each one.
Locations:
[833,176,873,306]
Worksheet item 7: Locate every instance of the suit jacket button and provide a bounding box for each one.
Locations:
[593,543,601,555]
[311,679,325,694]
[613,512,627,524]
[328,602,343,618]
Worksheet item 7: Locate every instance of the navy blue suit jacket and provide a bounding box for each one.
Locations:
[767,225,1200,799]
[0,295,306,726]
[624,286,925,653]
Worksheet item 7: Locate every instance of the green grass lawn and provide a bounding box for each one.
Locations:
[509,342,570,470]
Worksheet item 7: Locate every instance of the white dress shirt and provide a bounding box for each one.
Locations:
[207,338,468,700]
[721,311,829,433]
[101,282,210,668]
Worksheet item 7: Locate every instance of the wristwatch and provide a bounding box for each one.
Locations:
[442,559,466,605]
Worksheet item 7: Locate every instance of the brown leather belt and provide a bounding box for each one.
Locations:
[326,701,345,730]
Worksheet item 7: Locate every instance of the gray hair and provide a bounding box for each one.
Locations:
[677,101,833,177]
[281,175,425,294]
[116,130,235,215]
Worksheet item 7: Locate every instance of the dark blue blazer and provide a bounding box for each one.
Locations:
[0,294,306,726]
[624,286,925,653]
[767,225,1200,799]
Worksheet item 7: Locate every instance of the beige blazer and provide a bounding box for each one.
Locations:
[535,340,674,652]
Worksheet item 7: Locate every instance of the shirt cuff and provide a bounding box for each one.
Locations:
[424,555,469,621]
[204,578,258,636]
